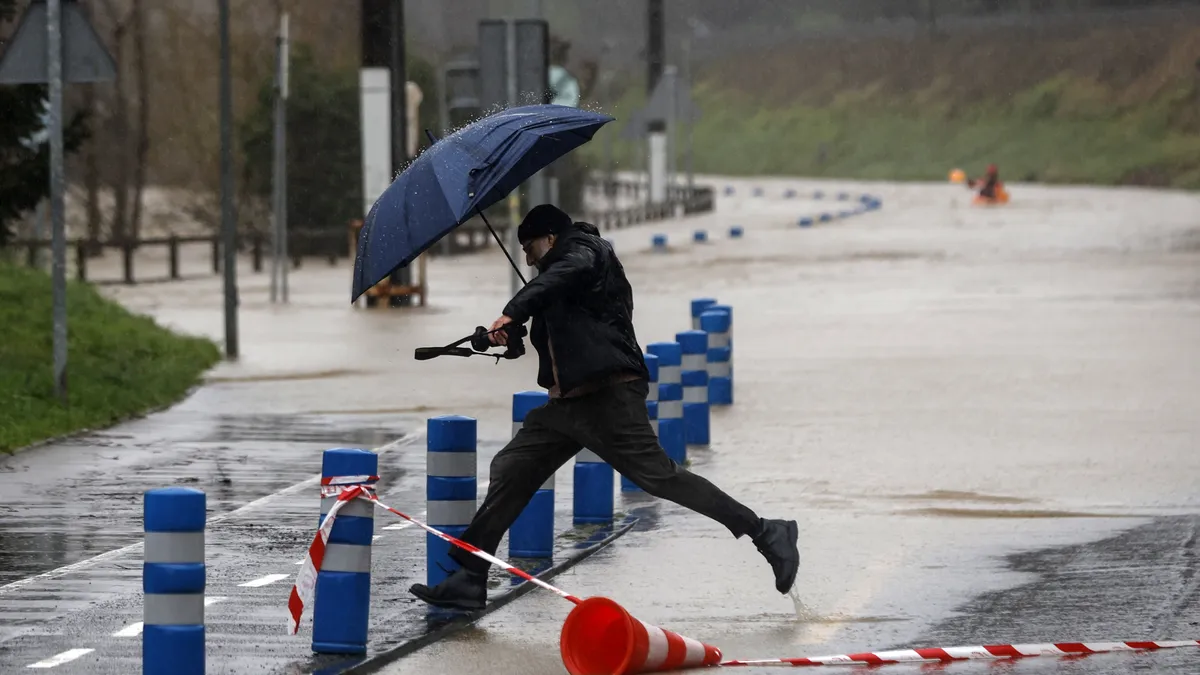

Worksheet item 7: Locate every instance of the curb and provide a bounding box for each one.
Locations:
[3,381,207,456]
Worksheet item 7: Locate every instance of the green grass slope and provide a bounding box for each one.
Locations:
[0,263,220,452]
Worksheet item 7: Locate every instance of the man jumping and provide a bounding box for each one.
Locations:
[409,204,800,610]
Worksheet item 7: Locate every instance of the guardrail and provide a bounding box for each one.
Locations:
[8,178,715,287]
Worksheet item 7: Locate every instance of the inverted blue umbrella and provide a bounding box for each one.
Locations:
[351,103,615,302]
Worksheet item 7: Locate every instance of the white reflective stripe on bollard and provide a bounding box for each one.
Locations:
[683,386,708,403]
[142,532,204,564]
[658,365,681,384]
[647,386,658,402]
[320,497,376,519]
[707,332,730,348]
[681,354,706,371]
[320,543,372,573]
[657,400,683,419]
[426,452,477,477]
[143,594,205,625]
[709,361,732,377]
[426,500,477,526]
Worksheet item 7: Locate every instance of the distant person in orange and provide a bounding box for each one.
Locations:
[968,164,1001,201]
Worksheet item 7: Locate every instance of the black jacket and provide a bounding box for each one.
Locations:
[502,222,649,395]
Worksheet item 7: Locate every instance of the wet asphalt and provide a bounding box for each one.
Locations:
[2,177,1198,673]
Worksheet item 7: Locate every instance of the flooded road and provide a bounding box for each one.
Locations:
[2,176,1198,673]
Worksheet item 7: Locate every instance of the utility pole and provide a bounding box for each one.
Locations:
[47,0,67,401]
[0,0,116,401]
[219,0,238,358]
[388,0,412,306]
[646,0,666,204]
[271,12,290,304]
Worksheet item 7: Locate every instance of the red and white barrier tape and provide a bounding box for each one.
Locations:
[287,482,581,635]
[718,640,1200,668]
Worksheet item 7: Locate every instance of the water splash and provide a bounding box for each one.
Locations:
[788,584,818,621]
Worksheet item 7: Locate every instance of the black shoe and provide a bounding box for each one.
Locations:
[409,567,487,610]
[752,519,799,594]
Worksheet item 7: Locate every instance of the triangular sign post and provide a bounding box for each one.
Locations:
[619,68,701,140]
[0,0,116,84]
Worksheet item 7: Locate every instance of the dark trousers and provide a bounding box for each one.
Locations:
[450,378,761,572]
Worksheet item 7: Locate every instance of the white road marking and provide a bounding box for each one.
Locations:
[239,573,290,588]
[0,433,422,597]
[27,649,94,669]
[112,596,228,637]
[111,623,143,638]
[372,535,381,541]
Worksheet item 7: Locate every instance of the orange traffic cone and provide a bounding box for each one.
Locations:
[560,597,723,675]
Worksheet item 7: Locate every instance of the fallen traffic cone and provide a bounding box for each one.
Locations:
[560,597,722,674]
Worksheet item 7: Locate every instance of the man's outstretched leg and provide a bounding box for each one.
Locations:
[409,409,579,610]
[567,381,801,594]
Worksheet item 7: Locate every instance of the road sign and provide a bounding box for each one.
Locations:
[0,0,116,84]
[620,68,701,140]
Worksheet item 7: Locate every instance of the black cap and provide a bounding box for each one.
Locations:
[517,204,572,244]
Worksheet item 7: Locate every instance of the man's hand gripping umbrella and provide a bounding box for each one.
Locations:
[413,323,527,364]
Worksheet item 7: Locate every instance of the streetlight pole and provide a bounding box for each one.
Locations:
[218,0,239,359]
[47,0,67,401]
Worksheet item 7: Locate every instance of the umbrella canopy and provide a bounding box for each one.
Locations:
[351,103,614,302]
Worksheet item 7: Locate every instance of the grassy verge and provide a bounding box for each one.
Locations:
[588,76,1200,190]
[0,262,221,452]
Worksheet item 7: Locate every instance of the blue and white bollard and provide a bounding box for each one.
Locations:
[647,342,686,464]
[509,392,552,558]
[426,416,477,587]
[820,213,832,223]
[753,186,763,197]
[693,230,707,243]
[144,487,205,675]
[677,330,711,446]
[814,190,825,199]
[313,448,377,654]
[690,297,717,330]
[837,192,850,201]
[729,226,744,239]
[784,188,797,198]
[724,185,735,196]
[574,445,613,524]
[622,353,659,492]
[702,310,733,405]
[709,304,733,346]
[652,234,668,250]
[798,216,814,228]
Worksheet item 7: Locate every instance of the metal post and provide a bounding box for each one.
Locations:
[388,0,412,305]
[271,13,290,304]
[683,37,694,193]
[219,0,239,358]
[505,19,522,298]
[280,15,289,303]
[47,0,67,402]
[668,65,678,201]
